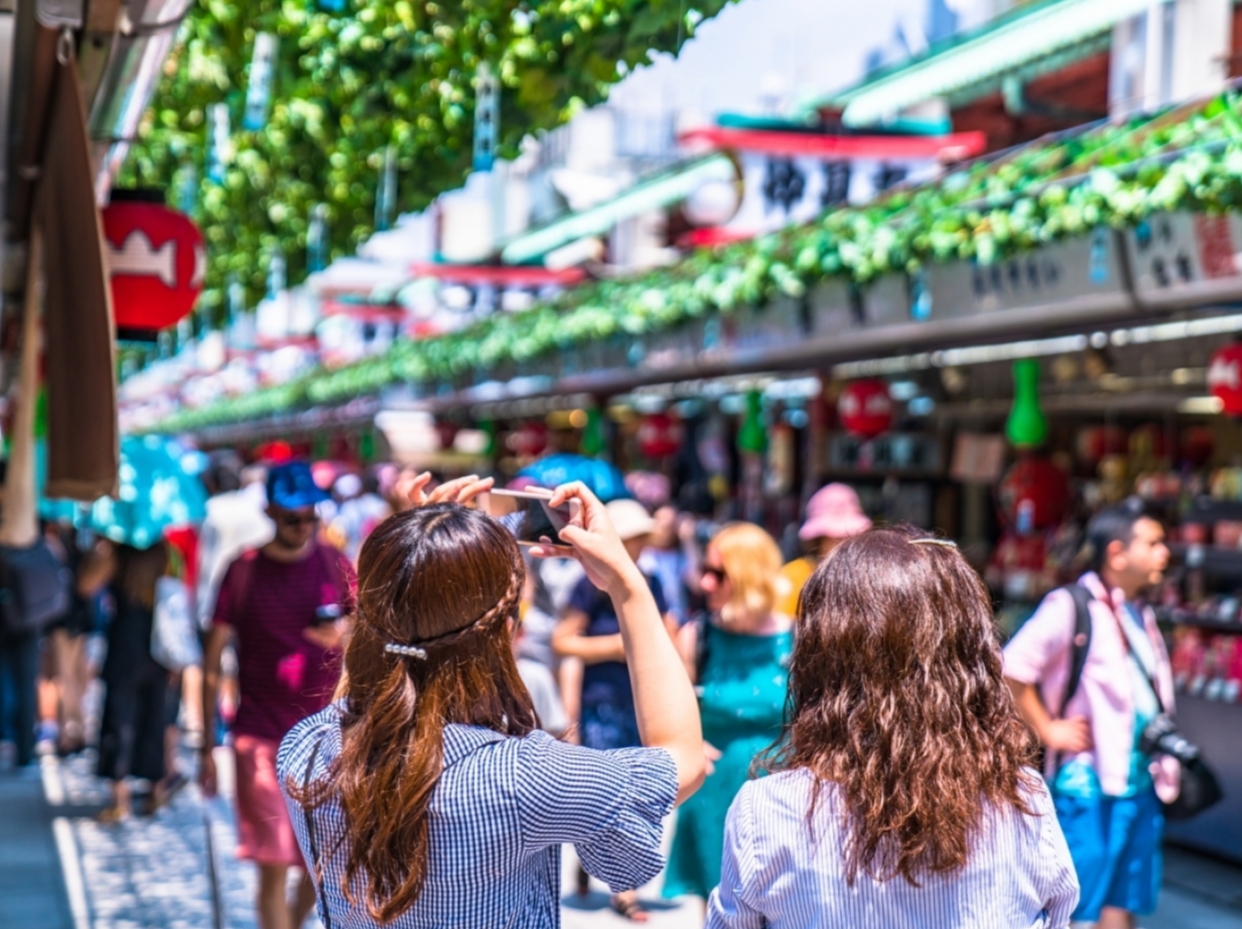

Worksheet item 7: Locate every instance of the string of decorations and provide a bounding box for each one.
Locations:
[149,87,1242,434]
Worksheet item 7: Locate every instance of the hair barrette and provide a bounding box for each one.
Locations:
[910,538,958,549]
[384,642,428,659]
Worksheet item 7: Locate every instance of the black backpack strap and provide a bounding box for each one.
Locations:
[302,738,331,929]
[1060,584,1094,717]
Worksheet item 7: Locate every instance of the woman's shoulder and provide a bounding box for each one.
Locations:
[277,704,344,784]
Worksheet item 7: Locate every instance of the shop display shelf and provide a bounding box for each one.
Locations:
[1168,542,1242,580]
[1154,608,1242,635]
[1180,497,1242,524]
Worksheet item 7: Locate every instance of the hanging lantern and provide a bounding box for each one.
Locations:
[999,455,1070,532]
[435,419,460,451]
[1006,359,1048,448]
[1076,425,1128,464]
[507,421,548,458]
[103,198,206,338]
[1181,426,1216,467]
[838,380,892,439]
[637,413,683,458]
[1208,344,1242,416]
[1129,423,1169,462]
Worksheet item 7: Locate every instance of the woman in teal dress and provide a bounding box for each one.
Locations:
[664,522,793,903]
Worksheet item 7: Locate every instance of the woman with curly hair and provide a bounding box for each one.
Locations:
[707,526,1079,928]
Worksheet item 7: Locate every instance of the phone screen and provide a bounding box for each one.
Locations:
[483,491,573,548]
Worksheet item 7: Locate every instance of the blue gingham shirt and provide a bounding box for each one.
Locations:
[277,704,678,929]
[707,769,1079,928]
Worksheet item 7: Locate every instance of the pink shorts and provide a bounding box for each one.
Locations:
[233,734,305,868]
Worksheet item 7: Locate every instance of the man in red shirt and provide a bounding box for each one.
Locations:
[200,461,355,929]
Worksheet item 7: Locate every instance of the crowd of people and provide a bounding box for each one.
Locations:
[0,452,1194,929]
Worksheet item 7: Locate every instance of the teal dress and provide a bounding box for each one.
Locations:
[663,621,792,899]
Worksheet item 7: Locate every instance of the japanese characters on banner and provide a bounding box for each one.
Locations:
[102,200,205,335]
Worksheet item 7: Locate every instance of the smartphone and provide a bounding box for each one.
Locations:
[312,603,343,627]
[483,489,575,550]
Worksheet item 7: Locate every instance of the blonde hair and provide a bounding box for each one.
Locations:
[712,522,783,623]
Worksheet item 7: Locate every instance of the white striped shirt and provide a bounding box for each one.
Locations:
[707,768,1079,928]
[277,705,678,929]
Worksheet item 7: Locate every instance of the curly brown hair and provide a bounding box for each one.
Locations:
[764,525,1038,886]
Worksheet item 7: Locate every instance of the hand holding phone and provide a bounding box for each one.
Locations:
[483,489,576,552]
[532,483,645,598]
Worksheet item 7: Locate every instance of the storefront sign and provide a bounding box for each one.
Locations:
[1126,211,1242,306]
[925,230,1126,322]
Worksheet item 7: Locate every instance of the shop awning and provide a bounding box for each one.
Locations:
[825,0,1151,126]
[499,154,737,265]
[409,263,587,287]
[679,126,987,160]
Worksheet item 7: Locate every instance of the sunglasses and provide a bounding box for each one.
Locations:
[279,512,319,528]
[700,565,727,584]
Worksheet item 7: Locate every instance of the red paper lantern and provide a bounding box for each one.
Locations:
[103,200,205,335]
[1208,344,1242,416]
[838,380,893,438]
[637,413,683,458]
[1076,425,1128,464]
[998,455,1070,531]
[506,421,548,458]
[436,419,460,451]
[1181,426,1216,467]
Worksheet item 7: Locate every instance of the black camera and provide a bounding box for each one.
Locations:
[1138,713,1199,762]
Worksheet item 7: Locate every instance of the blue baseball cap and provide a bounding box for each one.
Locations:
[266,461,331,510]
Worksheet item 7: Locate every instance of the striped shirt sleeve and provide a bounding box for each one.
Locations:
[515,735,678,892]
[1031,781,1081,926]
[706,782,765,929]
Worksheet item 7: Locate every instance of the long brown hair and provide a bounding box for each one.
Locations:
[293,503,535,923]
[766,525,1037,885]
[115,541,169,611]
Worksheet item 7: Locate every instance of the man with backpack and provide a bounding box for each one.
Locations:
[1004,499,1177,929]
[200,461,355,929]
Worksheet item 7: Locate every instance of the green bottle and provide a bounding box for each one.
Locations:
[1006,359,1048,449]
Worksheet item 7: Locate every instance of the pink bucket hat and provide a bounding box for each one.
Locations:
[799,483,872,541]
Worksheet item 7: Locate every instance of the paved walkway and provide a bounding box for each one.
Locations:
[4,747,1242,929]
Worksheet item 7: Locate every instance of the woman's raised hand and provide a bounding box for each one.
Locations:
[397,472,494,511]
[536,482,643,597]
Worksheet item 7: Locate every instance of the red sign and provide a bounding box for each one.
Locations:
[637,413,683,458]
[103,201,205,333]
[837,380,893,438]
[1208,344,1242,416]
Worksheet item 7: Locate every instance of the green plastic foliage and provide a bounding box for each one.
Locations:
[149,90,1242,434]
[121,0,739,323]
[1006,359,1047,449]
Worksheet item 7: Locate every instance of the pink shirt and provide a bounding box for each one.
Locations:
[1003,572,1179,800]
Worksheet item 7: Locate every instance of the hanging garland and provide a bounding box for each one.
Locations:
[121,0,740,322]
[148,89,1242,434]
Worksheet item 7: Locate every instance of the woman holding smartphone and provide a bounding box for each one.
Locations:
[278,480,705,929]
